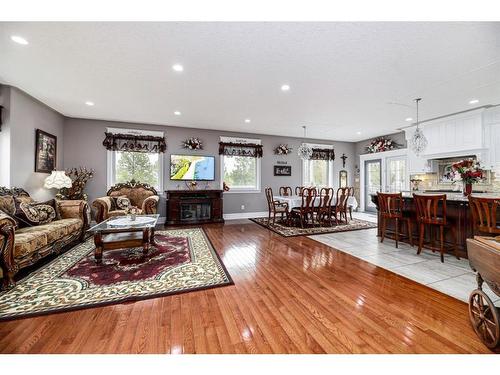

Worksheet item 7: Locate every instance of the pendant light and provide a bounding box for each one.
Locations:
[297,126,313,160]
[409,98,428,156]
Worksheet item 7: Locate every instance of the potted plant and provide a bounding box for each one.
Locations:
[449,159,485,195]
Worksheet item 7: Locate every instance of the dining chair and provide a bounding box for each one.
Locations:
[377,192,413,248]
[331,187,349,224]
[347,187,355,220]
[414,194,459,262]
[295,186,305,196]
[291,187,317,228]
[316,187,334,226]
[279,186,293,196]
[265,187,289,225]
[468,196,500,235]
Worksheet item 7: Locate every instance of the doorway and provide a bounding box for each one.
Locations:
[364,159,381,212]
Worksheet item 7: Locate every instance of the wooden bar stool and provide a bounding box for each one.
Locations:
[468,196,500,236]
[414,194,459,262]
[377,192,413,248]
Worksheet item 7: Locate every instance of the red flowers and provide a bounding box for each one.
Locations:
[450,159,484,184]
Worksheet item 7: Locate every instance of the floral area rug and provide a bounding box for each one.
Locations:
[249,217,377,237]
[0,228,232,321]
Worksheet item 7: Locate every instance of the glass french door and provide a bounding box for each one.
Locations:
[364,159,382,212]
[386,156,407,193]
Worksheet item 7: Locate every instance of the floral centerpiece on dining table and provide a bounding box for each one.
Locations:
[446,158,485,195]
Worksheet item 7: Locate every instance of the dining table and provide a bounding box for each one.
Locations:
[273,195,358,209]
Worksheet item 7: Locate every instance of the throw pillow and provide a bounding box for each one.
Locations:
[115,196,131,210]
[13,198,58,228]
[0,195,15,216]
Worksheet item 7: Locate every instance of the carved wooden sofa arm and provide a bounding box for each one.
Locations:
[57,200,91,236]
[142,195,160,215]
[0,212,17,289]
[92,197,113,223]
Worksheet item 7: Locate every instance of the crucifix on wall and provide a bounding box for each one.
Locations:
[341,153,347,168]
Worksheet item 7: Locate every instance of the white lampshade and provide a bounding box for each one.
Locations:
[44,170,72,189]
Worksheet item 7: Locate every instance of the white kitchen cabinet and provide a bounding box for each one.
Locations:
[482,107,500,169]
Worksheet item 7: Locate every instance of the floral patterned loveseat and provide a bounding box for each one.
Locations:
[92,180,159,223]
[0,187,90,288]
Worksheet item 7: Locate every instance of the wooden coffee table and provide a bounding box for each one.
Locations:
[87,214,160,263]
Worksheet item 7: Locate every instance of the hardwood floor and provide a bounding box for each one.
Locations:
[0,220,494,353]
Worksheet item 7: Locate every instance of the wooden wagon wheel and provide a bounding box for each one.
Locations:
[468,289,500,349]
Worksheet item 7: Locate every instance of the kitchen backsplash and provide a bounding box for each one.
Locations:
[410,171,500,192]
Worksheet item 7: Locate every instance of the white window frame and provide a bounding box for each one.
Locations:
[106,127,164,192]
[301,143,334,187]
[220,136,262,194]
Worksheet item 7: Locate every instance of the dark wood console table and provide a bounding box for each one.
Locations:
[165,190,224,225]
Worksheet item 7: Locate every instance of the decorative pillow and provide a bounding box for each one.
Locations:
[13,199,58,228]
[114,196,131,210]
[0,195,15,215]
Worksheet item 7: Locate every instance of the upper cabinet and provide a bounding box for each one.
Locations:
[404,107,500,171]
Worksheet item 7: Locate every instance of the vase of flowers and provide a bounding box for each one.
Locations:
[366,137,399,153]
[449,159,484,196]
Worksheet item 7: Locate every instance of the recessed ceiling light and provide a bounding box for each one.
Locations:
[281,84,290,91]
[244,119,251,123]
[85,101,94,106]
[172,64,184,72]
[11,35,28,45]
[174,111,181,116]
[405,117,413,122]
[356,131,362,135]
[469,99,479,105]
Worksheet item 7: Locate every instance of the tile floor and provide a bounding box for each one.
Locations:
[310,213,499,304]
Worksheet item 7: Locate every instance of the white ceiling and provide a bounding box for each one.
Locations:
[1,22,500,142]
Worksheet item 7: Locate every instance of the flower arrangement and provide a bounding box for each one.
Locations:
[445,158,484,195]
[366,137,399,153]
[125,206,139,221]
[274,144,292,155]
[183,137,203,150]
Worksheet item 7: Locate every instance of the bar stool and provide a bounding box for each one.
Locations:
[377,192,413,248]
[468,196,500,235]
[414,194,459,263]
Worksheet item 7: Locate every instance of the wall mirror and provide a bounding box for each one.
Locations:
[339,170,348,188]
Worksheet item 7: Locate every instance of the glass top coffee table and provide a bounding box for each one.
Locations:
[87,214,160,263]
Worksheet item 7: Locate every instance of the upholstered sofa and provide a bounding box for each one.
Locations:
[92,180,160,223]
[0,187,90,288]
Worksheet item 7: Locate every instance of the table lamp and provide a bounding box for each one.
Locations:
[44,170,72,199]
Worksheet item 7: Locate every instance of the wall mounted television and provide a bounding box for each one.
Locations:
[170,154,215,181]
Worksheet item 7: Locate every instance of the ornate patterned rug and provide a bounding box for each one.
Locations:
[249,217,377,237]
[0,228,232,321]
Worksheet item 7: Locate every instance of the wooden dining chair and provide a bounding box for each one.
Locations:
[265,187,289,225]
[414,194,459,262]
[347,187,355,221]
[468,196,500,235]
[331,187,349,224]
[316,187,334,226]
[291,187,317,228]
[279,186,293,196]
[295,186,305,196]
[377,192,413,248]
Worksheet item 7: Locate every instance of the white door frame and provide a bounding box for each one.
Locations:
[359,148,409,212]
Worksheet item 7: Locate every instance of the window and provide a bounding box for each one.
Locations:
[302,144,334,188]
[107,128,164,190]
[220,137,261,192]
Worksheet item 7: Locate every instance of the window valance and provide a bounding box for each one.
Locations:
[311,148,335,161]
[103,132,167,153]
[218,142,263,158]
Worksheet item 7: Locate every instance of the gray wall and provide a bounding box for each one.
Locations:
[0,85,65,200]
[63,118,356,216]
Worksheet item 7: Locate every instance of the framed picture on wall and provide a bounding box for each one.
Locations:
[274,165,292,176]
[339,170,348,188]
[35,129,57,173]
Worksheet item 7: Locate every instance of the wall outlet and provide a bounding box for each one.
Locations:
[241,204,245,210]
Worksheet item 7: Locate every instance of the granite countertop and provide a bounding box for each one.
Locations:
[402,191,500,201]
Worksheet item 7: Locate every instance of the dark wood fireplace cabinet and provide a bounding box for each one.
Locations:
[165,190,224,225]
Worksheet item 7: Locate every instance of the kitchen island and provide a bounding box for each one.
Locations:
[370,192,500,259]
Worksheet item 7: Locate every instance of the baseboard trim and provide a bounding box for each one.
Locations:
[223,211,268,220]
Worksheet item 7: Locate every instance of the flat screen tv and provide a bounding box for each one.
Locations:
[170,154,215,181]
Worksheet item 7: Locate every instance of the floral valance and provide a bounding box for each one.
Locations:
[218,142,263,158]
[311,148,335,161]
[103,132,166,153]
